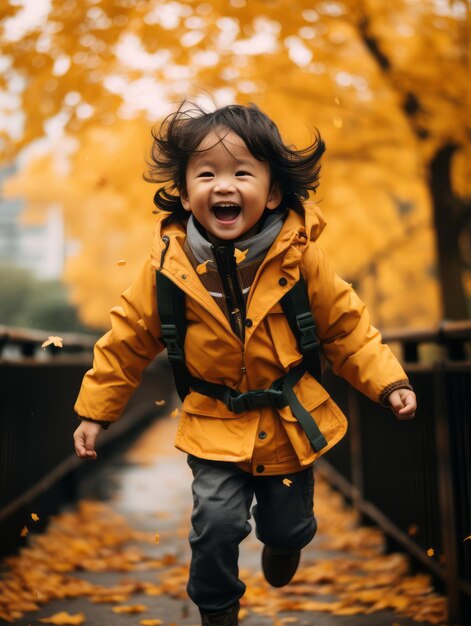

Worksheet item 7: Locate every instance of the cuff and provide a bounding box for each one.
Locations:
[78,416,112,430]
[379,380,414,407]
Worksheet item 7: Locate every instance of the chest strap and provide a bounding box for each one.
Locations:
[156,271,327,453]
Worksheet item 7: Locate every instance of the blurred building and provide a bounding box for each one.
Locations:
[0,164,71,279]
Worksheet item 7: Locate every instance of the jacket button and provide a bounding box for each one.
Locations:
[279,277,288,286]
[256,464,265,473]
[181,274,187,280]
[258,431,267,440]
[245,318,253,327]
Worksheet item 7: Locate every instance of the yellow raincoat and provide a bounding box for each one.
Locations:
[75,207,409,474]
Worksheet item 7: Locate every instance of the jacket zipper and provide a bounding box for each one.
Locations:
[213,244,246,342]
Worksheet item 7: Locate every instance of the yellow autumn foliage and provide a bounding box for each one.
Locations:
[1,0,468,328]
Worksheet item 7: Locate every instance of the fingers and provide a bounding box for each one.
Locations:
[73,422,102,460]
[388,389,417,420]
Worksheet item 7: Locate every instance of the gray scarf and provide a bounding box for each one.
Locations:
[186,209,287,265]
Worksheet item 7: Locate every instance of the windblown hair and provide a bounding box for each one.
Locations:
[144,100,326,221]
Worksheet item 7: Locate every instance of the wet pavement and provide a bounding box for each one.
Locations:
[1,402,446,626]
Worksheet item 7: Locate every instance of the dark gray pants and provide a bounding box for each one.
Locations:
[186,455,317,612]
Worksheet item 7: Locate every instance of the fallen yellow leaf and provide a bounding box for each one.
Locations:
[39,612,85,625]
[31,513,40,522]
[140,620,163,625]
[234,248,248,264]
[464,535,471,542]
[112,604,147,614]
[427,548,435,557]
[282,478,293,487]
[20,526,28,537]
[42,336,64,349]
[170,408,180,418]
[196,260,211,274]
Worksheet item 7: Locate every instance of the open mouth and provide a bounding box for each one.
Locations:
[212,203,241,222]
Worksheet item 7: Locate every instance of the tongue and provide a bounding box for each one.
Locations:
[213,205,240,221]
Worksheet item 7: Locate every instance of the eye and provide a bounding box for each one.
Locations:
[235,170,251,177]
[197,171,214,178]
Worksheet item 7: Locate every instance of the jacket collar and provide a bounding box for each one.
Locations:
[150,206,326,335]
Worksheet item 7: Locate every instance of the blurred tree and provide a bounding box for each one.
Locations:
[1,0,468,326]
[0,265,94,332]
[350,0,470,318]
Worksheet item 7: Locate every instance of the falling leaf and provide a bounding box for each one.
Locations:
[155,533,160,544]
[116,259,126,266]
[407,523,418,536]
[20,526,29,537]
[464,535,471,542]
[234,248,248,264]
[31,513,40,522]
[170,408,180,418]
[282,478,293,487]
[112,604,148,614]
[196,260,211,274]
[426,548,435,557]
[140,621,163,626]
[39,612,85,625]
[154,400,166,406]
[42,336,64,349]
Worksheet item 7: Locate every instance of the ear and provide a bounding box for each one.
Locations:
[266,182,282,210]
[179,188,191,212]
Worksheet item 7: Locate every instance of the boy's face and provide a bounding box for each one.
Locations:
[180,129,281,243]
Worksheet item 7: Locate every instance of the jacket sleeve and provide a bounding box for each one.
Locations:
[74,256,165,425]
[304,244,410,404]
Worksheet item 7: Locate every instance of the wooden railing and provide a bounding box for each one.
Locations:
[320,320,471,626]
[0,325,173,557]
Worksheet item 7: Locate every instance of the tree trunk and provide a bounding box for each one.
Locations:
[429,144,468,319]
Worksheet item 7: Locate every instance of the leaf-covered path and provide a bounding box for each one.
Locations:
[0,411,447,625]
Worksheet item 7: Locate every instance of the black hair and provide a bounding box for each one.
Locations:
[143,100,326,221]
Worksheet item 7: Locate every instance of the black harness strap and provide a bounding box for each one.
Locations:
[156,272,190,402]
[280,275,321,382]
[156,271,328,453]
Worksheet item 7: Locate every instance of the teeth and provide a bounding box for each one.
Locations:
[213,203,240,208]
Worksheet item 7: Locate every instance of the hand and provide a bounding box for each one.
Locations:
[387,389,417,420]
[73,420,103,460]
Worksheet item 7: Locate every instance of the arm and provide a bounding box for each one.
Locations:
[305,245,414,409]
[74,256,165,427]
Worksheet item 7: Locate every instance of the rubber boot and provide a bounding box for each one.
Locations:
[262,545,301,587]
[199,601,239,625]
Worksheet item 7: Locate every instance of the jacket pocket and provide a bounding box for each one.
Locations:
[278,373,346,442]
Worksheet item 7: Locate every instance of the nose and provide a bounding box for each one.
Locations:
[213,176,236,194]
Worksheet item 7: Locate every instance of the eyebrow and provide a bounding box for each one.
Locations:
[191,157,256,168]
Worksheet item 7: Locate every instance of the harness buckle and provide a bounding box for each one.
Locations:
[228,388,286,413]
[161,323,185,363]
[296,312,320,352]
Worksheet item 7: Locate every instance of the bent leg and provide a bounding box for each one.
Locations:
[186,455,253,613]
[253,467,317,551]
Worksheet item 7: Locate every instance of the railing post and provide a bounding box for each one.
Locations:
[346,385,364,515]
[434,361,461,625]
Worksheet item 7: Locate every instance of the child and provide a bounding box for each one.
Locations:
[73,102,416,626]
